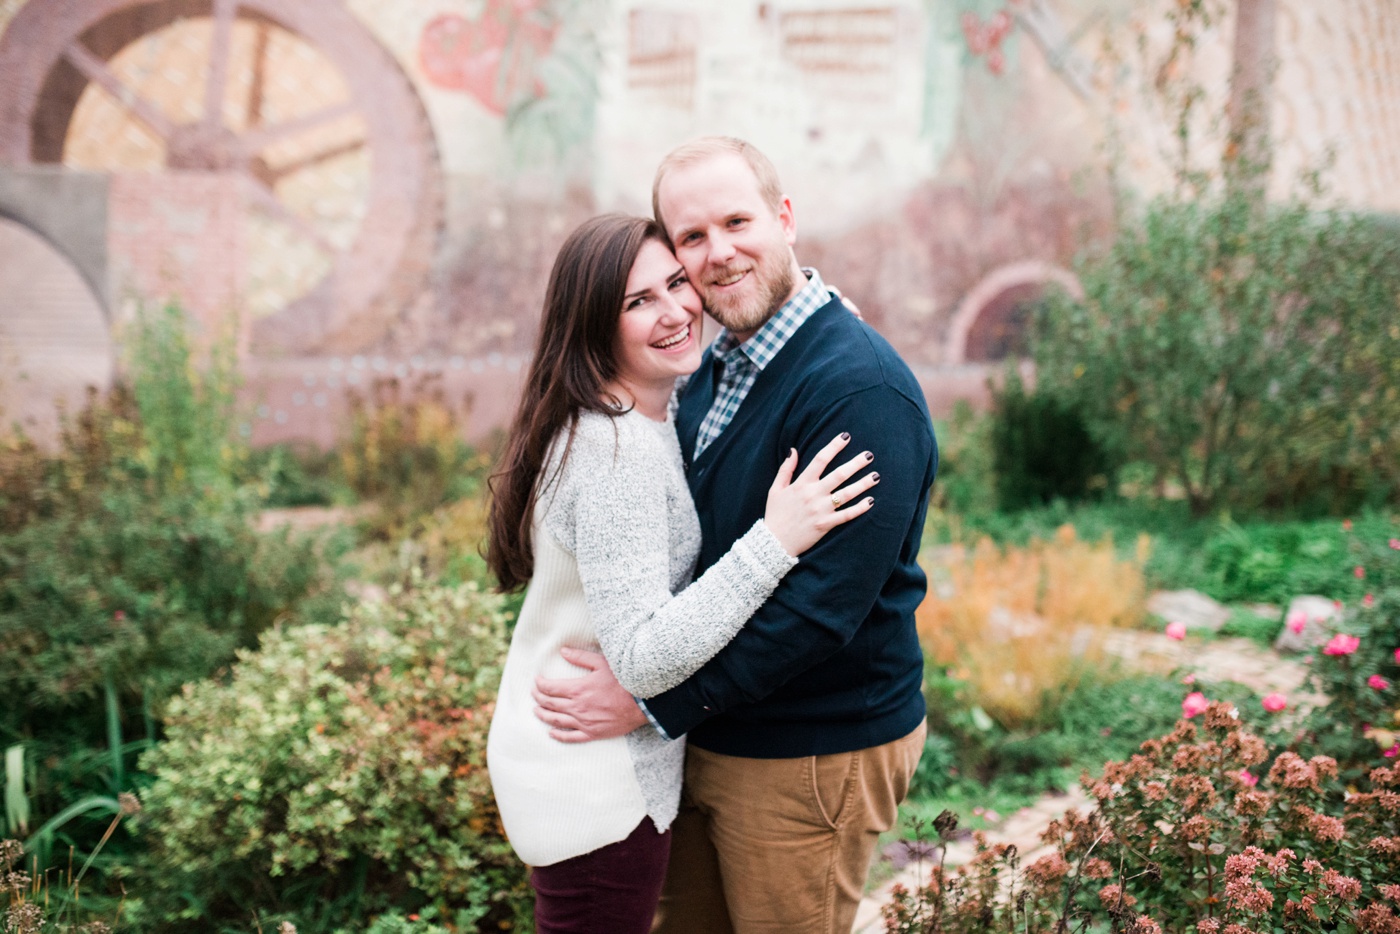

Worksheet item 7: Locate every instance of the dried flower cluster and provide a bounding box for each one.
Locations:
[884,707,1400,934]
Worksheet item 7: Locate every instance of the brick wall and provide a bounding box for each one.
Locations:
[107,171,246,351]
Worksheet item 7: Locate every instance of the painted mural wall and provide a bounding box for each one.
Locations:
[0,0,1396,443]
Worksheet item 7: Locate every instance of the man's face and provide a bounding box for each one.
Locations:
[657,153,798,341]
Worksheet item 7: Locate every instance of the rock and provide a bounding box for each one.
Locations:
[1273,595,1342,654]
[1146,589,1232,632]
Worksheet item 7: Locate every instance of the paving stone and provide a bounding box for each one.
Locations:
[1101,631,1309,696]
[1146,589,1232,632]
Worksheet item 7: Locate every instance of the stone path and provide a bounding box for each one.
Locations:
[255,504,367,533]
[850,627,1311,933]
[1101,630,1312,698]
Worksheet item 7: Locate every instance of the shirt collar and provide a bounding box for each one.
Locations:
[711,267,828,371]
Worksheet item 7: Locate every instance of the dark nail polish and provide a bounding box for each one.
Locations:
[840,432,850,441]
[871,473,880,482]
[864,451,874,461]
[865,497,875,505]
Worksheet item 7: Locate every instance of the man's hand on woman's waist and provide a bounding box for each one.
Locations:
[532,647,648,742]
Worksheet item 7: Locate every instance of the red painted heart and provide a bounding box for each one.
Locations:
[418,2,556,115]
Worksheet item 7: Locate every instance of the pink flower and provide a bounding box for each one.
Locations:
[1342,519,1353,531]
[113,610,126,621]
[1369,675,1391,691]
[1287,612,1307,634]
[1182,692,1210,718]
[1323,634,1360,656]
[1182,673,1196,685]
[1262,692,1287,712]
[1165,621,1187,640]
[1363,594,1375,609]
[1355,566,1366,579]
[1238,769,1258,787]
[1387,744,1400,759]
[1334,599,1344,610]
[1394,648,1400,665]
[1389,538,1400,550]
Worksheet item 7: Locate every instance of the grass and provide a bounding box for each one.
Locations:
[1214,606,1284,646]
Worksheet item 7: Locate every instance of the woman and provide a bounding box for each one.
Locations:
[484,215,878,933]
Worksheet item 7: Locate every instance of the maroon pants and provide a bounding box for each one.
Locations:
[531,817,672,934]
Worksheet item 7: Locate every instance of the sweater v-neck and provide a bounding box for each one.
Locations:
[682,295,842,467]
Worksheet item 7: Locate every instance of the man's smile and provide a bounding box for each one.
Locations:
[707,269,750,289]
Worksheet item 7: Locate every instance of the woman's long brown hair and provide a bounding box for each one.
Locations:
[486,214,665,591]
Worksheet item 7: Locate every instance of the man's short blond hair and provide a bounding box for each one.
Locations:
[652,136,784,237]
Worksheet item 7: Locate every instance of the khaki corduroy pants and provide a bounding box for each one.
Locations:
[652,721,926,934]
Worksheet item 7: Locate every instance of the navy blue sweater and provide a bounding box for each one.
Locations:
[644,297,938,758]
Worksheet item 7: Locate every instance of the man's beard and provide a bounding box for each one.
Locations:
[701,250,795,336]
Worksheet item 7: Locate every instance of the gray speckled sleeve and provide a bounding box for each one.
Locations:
[569,420,797,699]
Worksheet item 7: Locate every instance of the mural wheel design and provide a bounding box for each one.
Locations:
[0,0,443,353]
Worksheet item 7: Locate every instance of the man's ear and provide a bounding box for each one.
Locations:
[778,196,797,246]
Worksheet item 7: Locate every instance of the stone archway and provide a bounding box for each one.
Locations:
[944,260,1082,364]
[0,217,114,442]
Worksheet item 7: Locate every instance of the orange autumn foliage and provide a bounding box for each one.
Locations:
[917,525,1150,729]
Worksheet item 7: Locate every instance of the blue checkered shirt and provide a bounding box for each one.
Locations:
[693,268,831,457]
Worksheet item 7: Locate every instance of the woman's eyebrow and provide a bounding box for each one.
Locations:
[625,267,685,301]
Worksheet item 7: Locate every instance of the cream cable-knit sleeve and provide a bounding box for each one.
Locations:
[566,415,796,700]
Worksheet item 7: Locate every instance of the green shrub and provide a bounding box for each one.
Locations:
[990,369,1116,511]
[123,301,239,499]
[0,302,341,880]
[928,402,998,519]
[0,485,336,714]
[907,731,960,800]
[1035,190,1400,516]
[132,576,531,933]
[339,377,483,537]
[244,443,342,509]
[1298,528,1400,781]
[1201,513,1394,604]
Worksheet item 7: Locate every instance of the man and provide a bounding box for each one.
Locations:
[532,136,937,933]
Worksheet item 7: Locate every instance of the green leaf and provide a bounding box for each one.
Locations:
[4,743,29,836]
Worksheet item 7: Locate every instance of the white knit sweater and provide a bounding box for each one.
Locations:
[486,408,796,867]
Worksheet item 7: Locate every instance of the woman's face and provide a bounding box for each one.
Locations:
[612,238,704,393]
